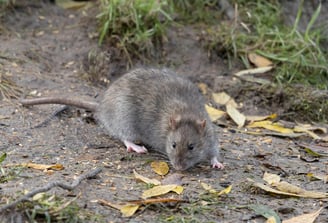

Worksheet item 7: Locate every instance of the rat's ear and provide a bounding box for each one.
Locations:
[169,115,181,130]
[197,119,206,130]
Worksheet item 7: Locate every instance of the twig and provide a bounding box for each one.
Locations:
[0,168,102,212]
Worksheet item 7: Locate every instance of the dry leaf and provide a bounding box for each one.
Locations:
[212,92,238,107]
[246,114,277,122]
[266,216,277,223]
[133,170,161,185]
[23,163,64,171]
[141,184,183,199]
[201,183,232,196]
[56,0,88,9]
[249,176,328,198]
[306,173,328,183]
[172,185,184,194]
[98,199,139,217]
[201,182,217,193]
[150,161,169,176]
[234,66,273,77]
[198,83,208,95]
[263,172,281,185]
[247,121,294,134]
[128,197,185,205]
[226,104,246,128]
[248,53,273,67]
[293,126,321,140]
[282,207,323,223]
[217,185,232,196]
[120,204,140,217]
[205,105,226,121]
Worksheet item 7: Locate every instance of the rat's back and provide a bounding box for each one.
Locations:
[96,68,207,150]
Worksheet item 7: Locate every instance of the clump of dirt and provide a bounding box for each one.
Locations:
[0,1,327,223]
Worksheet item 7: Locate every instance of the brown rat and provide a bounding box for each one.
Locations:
[20,68,224,171]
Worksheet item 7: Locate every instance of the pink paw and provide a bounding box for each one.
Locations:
[211,157,224,169]
[124,140,148,154]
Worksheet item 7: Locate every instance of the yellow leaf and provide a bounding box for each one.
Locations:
[217,185,232,196]
[282,207,323,223]
[150,161,169,176]
[226,104,246,128]
[249,178,328,199]
[205,105,226,122]
[248,53,273,67]
[198,83,208,95]
[263,172,281,185]
[247,121,294,134]
[200,182,217,193]
[121,204,140,217]
[141,184,182,199]
[266,216,277,223]
[293,126,321,140]
[212,92,238,107]
[246,114,277,122]
[133,170,161,185]
[172,185,184,194]
[25,163,64,171]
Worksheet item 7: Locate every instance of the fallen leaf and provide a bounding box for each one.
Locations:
[120,204,140,217]
[205,104,226,121]
[267,216,278,223]
[150,161,169,176]
[141,184,183,199]
[56,0,88,9]
[23,163,64,171]
[198,83,208,95]
[226,104,246,128]
[246,114,277,122]
[201,183,232,196]
[248,204,281,223]
[306,173,328,183]
[248,53,273,67]
[282,207,323,223]
[212,92,238,107]
[133,170,161,185]
[98,199,139,217]
[217,185,232,196]
[247,121,294,134]
[263,172,281,185]
[128,197,186,205]
[249,176,328,198]
[294,126,321,140]
[234,66,273,77]
[201,182,217,193]
[172,185,184,194]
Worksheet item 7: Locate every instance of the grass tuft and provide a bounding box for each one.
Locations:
[204,0,328,88]
[97,0,173,67]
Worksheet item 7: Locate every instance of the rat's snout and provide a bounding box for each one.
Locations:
[172,160,189,171]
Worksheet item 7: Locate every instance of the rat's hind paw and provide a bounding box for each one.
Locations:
[124,140,148,153]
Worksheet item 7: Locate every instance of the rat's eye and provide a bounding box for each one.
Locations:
[188,144,194,150]
[172,142,176,149]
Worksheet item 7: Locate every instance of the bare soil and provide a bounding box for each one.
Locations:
[0,1,327,222]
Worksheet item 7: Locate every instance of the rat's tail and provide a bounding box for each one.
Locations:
[20,97,98,112]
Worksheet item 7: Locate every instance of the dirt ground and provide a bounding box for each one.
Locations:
[0,1,327,222]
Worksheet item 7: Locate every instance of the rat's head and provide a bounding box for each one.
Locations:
[166,114,209,171]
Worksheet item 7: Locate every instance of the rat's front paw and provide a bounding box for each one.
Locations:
[211,157,224,169]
